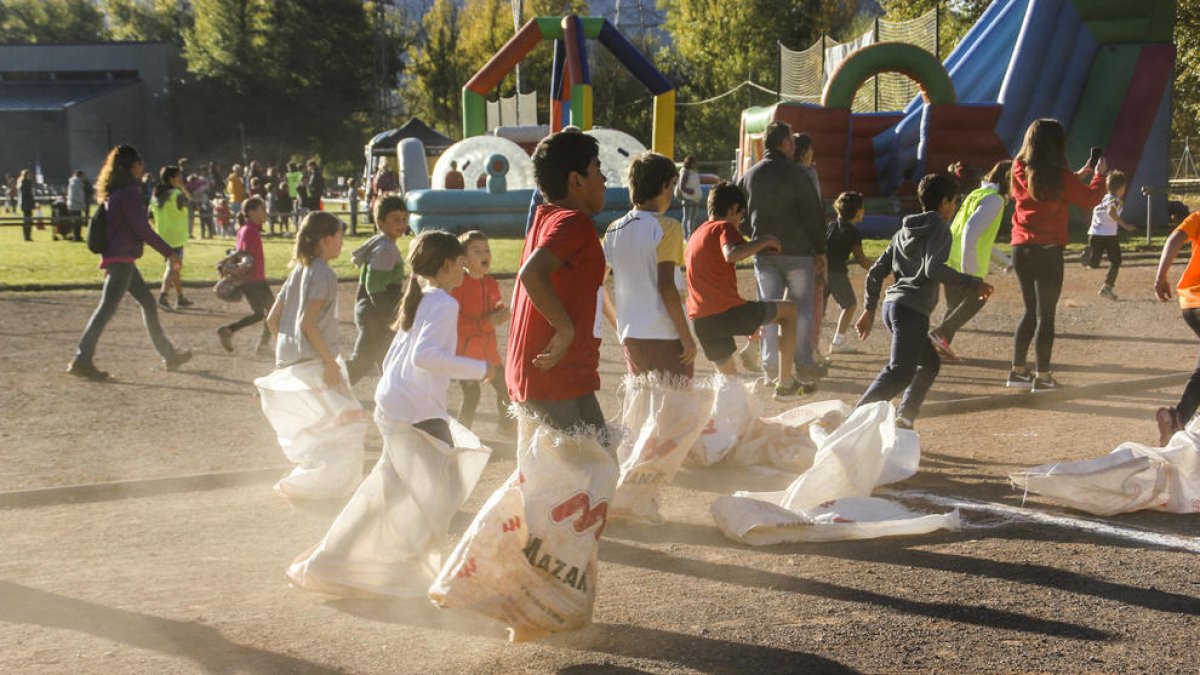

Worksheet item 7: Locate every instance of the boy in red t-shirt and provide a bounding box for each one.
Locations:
[506,129,610,437]
[685,182,809,400]
[452,230,513,431]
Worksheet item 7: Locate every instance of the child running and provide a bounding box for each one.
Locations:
[685,182,807,400]
[266,212,345,390]
[604,151,697,379]
[150,166,194,310]
[217,196,274,356]
[825,191,872,354]
[929,159,1013,360]
[451,230,513,430]
[855,174,994,429]
[346,195,409,384]
[1084,170,1136,300]
[1153,210,1200,444]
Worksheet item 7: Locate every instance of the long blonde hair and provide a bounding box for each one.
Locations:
[392,230,465,332]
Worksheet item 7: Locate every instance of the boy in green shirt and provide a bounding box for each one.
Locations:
[346,195,409,384]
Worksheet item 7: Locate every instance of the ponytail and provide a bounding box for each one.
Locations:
[391,229,466,332]
[394,273,424,332]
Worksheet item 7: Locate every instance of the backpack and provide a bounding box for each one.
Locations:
[213,249,255,302]
[86,205,107,254]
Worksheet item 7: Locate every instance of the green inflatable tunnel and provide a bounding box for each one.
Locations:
[822,42,956,109]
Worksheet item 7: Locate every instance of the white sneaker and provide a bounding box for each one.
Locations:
[828,336,858,354]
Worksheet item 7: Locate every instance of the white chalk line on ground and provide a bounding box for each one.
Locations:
[891,490,1200,554]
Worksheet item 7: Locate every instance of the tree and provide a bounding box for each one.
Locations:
[0,0,109,43]
[660,0,845,160]
[405,0,469,137]
[102,0,192,43]
[1176,0,1200,139]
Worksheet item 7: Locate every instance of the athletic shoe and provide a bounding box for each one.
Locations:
[1099,285,1118,301]
[829,337,859,354]
[774,378,810,402]
[255,341,274,359]
[164,349,193,372]
[67,360,110,382]
[176,296,195,308]
[217,327,235,353]
[895,417,914,430]
[158,294,174,312]
[1006,369,1034,389]
[928,330,959,361]
[1155,407,1182,446]
[1031,373,1059,392]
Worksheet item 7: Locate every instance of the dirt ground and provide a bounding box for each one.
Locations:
[1,258,1197,673]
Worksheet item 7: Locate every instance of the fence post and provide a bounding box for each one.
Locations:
[874,17,881,112]
[1142,185,1157,246]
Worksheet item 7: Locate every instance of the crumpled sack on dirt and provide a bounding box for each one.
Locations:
[287,416,492,597]
[724,399,851,472]
[1010,418,1200,516]
[611,374,715,524]
[686,375,759,467]
[711,401,959,545]
[255,358,367,500]
[429,413,619,642]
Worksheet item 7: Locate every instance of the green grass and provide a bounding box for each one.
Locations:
[0,208,527,288]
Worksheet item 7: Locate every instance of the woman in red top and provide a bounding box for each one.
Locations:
[452,231,512,431]
[1006,119,1107,392]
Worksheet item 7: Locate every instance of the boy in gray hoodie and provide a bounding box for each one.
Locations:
[346,195,409,384]
[854,174,994,428]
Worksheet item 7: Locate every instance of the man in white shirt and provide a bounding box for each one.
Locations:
[603,152,697,378]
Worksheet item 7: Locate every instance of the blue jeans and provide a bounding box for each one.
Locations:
[681,201,702,239]
[753,254,815,378]
[74,262,178,364]
[856,302,940,421]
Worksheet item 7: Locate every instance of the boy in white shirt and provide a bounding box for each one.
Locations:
[1083,170,1136,300]
[603,152,697,378]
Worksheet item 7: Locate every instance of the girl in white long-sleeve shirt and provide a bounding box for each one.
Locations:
[375,230,493,446]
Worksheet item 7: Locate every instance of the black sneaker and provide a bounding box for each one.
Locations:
[217,327,235,353]
[158,294,174,312]
[164,349,193,372]
[176,296,195,308]
[1031,373,1059,392]
[1006,369,1034,389]
[1098,285,1118,301]
[67,360,110,382]
[774,378,809,402]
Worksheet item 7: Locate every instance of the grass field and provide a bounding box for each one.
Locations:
[0,205,1170,288]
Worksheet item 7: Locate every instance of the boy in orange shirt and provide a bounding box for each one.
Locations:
[1153,210,1200,443]
[452,230,512,431]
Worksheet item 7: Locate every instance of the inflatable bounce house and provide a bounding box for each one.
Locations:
[404,15,678,236]
[739,0,1175,234]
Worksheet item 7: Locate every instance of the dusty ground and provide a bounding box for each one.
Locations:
[1,258,1197,673]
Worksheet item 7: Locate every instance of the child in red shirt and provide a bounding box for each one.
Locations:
[685,182,808,400]
[452,230,512,431]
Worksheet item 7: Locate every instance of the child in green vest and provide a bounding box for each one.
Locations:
[150,165,193,310]
[929,160,1012,360]
[346,195,409,384]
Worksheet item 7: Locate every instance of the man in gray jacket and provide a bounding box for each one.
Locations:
[854,174,994,428]
[738,121,827,388]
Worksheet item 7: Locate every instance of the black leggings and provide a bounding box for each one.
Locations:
[1011,244,1064,373]
[458,365,510,429]
[222,281,274,342]
[1085,235,1122,287]
[1176,308,1200,423]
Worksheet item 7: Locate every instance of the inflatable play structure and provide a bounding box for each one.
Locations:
[403,14,679,236]
[739,0,1175,232]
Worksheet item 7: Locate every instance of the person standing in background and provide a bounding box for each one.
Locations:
[17,169,35,241]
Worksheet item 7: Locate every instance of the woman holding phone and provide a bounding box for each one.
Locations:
[1005,119,1107,392]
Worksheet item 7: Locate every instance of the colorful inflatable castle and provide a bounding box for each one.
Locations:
[739,0,1175,232]
[405,14,677,236]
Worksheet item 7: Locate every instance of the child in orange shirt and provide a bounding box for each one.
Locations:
[452,230,512,431]
[1154,210,1200,443]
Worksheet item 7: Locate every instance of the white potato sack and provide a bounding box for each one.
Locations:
[686,375,759,466]
[287,417,491,597]
[725,399,851,472]
[612,375,715,524]
[712,401,959,544]
[1010,419,1200,516]
[430,415,619,642]
[255,358,367,500]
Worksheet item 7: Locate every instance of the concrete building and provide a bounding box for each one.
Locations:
[0,42,180,187]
